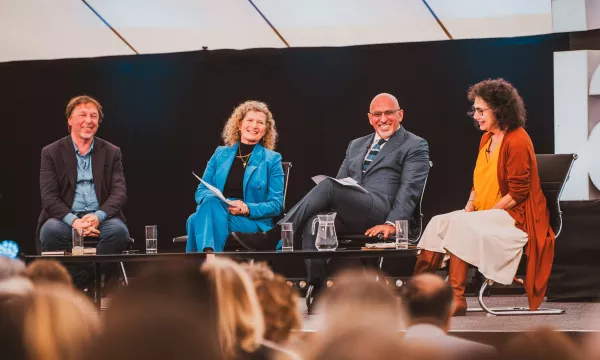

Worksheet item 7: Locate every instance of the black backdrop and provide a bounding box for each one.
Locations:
[0,34,569,255]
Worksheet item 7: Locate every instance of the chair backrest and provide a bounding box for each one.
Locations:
[535,154,577,238]
[409,161,432,244]
[281,162,291,212]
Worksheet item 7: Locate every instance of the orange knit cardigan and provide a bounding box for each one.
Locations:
[479,127,554,310]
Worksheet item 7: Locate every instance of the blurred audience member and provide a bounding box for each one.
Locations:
[319,268,401,333]
[501,326,583,360]
[203,257,295,360]
[243,261,301,345]
[24,259,72,286]
[0,291,30,360]
[24,284,101,360]
[300,323,440,360]
[400,273,495,357]
[89,263,222,360]
[0,256,25,281]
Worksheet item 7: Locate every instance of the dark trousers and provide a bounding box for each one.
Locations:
[39,217,129,289]
[279,179,386,285]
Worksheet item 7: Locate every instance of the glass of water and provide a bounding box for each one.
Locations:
[395,220,409,249]
[281,222,293,252]
[72,228,84,255]
[145,225,158,254]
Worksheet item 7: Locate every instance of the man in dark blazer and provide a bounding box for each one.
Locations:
[234,93,430,287]
[37,95,129,288]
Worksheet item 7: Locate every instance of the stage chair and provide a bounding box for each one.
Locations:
[172,162,292,250]
[83,236,134,286]
[467,153,577,316]
[305,161,433,311]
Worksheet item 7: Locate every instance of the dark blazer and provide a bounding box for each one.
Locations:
[36,135,127,241]
[336,126,430,223]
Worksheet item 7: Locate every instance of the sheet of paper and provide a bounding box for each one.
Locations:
[192,172,235,206]
[311,175,369,193]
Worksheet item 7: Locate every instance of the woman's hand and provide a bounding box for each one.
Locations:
[228,200,249,216]
[464,201,475,212]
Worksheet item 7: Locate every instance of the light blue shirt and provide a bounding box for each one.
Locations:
[61,139,108,226]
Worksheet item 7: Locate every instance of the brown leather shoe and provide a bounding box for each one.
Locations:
[413,250,444,274]
[448,252,469,316]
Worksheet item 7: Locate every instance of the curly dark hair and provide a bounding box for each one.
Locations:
[467,78,526,131]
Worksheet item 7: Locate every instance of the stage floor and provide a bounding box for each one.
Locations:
[300,295,600,332]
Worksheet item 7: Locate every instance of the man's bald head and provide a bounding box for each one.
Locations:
[400,273,453,327]
[370,93,399,111]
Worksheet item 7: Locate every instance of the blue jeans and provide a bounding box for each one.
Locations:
[186,195,263,252]
[40,217,129,288]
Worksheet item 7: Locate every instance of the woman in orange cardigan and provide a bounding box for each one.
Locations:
[415,78,554,316]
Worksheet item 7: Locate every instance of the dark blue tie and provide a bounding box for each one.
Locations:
[362,138,387,172]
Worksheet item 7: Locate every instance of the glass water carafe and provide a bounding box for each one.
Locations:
[312,212,338,251]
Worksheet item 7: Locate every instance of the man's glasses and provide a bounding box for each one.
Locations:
[467,107,490,118]
[369,109,400,119]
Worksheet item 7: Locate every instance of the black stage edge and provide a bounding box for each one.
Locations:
[547,200,600,302]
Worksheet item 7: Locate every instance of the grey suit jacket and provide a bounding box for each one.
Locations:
[336,126,430,223]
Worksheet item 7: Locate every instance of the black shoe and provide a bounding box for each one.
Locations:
[231,232,271,251]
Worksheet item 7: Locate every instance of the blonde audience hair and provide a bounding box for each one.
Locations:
[221,100,278,150]
[24,259,72,286]
[23,284,101,360]
[242,262,302,344]
[201,257,264,359]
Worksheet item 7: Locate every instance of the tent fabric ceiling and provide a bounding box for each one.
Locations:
[1,0,553,63]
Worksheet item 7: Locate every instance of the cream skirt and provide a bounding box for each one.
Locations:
[417,209,528,285]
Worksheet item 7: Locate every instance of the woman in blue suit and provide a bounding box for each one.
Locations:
[186,101,284,252]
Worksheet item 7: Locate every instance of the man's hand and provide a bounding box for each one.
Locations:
[228,200,249,216]
[365,224,396,238]
[81,213,100,228]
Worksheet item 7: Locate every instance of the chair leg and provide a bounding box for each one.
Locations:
[467,279,565,316]
[119,262,129,286]
[305,285,314,314]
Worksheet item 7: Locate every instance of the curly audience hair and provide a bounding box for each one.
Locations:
[221,100,278,150]
[24,260,72,286]
[201,258,264,359]
[467,78,526,131]
[242,262,301,344]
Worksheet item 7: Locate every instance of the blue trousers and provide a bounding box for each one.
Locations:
[186,195,262,252]
[39,217,130,288]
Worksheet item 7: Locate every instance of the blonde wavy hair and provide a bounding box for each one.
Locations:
[201,257,264,359]
[24,284,101,360]
[221,100,278,150]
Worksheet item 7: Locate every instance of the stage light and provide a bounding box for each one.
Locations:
[395,279,404,288]
[298,280,306,289]
[0,240,19,259]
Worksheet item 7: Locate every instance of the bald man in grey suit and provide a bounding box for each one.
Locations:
[234,93,430,286]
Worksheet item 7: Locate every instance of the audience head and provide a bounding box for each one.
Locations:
[501,326,583,360]
[399,273,454,330]
[368,93,403,140]
[467,78,526,132]
[301,323,438,360]
[89,263,221,360]
[222,100,278,150]
[23,259,72,286]
[0,291,30,360]
[0,256,25,281]
[65,95,103,136]
[23,284,101,360]
[320,268,401,332]
[202,257,264,359]
[242,261,301,344]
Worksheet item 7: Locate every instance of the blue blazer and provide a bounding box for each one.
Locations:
[195,142,284,231]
